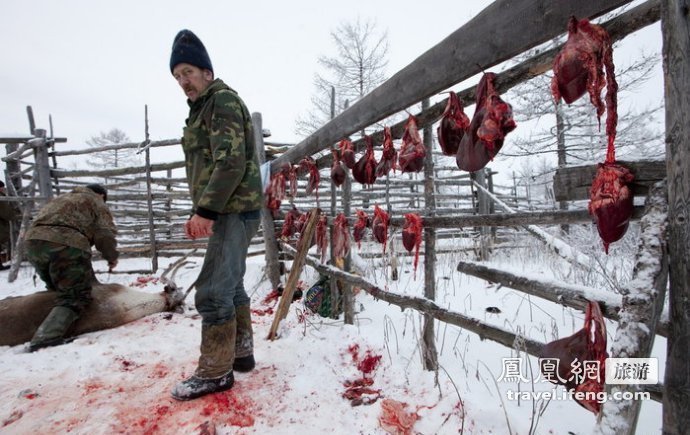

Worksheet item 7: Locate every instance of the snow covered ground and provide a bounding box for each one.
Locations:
[0,234,664,434]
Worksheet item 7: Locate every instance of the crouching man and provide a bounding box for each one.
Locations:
[24,184,118,351]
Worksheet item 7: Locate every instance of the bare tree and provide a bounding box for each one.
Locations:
[295,18,389,137]
[86,128,140,170]
[505,50,663,166]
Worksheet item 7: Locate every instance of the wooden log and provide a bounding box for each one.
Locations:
[596,181,669,434]
[553,160,666,201]
[52,161,185,178]
[421,98,439,371]
[456,259,670,338]
[271,0,634,173]
[51,139,181,156]
[280,207,641,231]
[660,0,690,432]
[389,207,646,228]
[267,208,319,340]
[252,112,282,291]
[33,130,53,200]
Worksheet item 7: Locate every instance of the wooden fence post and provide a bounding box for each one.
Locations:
[473,169,491,260]
[165,168,172,239]
[143,106,157,273]
[4,142,22,253]
[661,0,690,432]
[32,129,53,200]
[421,98,438,371]
[252,112,282,291]
[327,86,349,321]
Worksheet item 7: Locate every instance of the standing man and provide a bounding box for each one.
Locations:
[24,184,119,351]
[0,180,18,270]
[169,29,263,401]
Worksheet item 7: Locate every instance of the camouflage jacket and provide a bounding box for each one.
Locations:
[181,78,263,218]
[25,187,118,261]
[0,192,19,245]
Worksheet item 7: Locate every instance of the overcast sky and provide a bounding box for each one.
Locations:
[1,0,663,169]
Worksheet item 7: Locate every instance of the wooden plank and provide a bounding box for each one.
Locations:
[252,112,283,291]
[660,0,690,433]
[553,160,666,201]
[52,161,185,178]
[143,106,158,273]
[271,0,634,173]
[456,259,670,338]
[267,208,319,340]
[422,98,438,371]
[33,129,53,200]
[596,181,668,435]
[52,139,181,156]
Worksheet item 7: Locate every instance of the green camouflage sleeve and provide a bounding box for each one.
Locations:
[93,202,118,262]
[195,91,248,216]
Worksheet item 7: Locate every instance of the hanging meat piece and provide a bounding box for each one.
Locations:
[375,127,398,177]
[332,213,351,259]
[298,156,320,198]
[285,164,298,200]
[265,173,283,211]
[265,163,293,211]
[398,115,425,173]
[331,149,347,187]
[588,162,634,254]
[352,135,378,187]
[295,210,309,236]
[551,16,618,152]
[315,212,329,263]
[437,92,470,156]
[339,138,356,170]
[539,301,608,414]
[353,209,370,248]
[402,213,423,276]
[456,72,516,172]
[372,205,390,254]
[280,207,301,240]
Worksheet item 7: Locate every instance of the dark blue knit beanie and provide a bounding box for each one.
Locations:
[169,29,213,74]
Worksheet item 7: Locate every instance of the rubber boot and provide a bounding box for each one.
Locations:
[171,319,236,401]
[29,306,79,352]
[233,305,255,372]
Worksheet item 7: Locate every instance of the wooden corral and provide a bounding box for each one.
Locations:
[2,0,687,433]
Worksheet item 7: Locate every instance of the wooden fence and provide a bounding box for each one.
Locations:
[2,0,687,433]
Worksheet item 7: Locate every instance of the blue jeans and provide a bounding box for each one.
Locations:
[194,210,260,325]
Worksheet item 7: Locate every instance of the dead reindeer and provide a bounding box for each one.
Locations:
[0,256,192,348]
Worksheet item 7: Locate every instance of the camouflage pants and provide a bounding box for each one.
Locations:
[25,239,95,313]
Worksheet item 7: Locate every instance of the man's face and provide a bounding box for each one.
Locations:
[172,63,213,102]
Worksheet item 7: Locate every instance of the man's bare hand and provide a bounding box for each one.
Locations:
[184,214,214,240]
